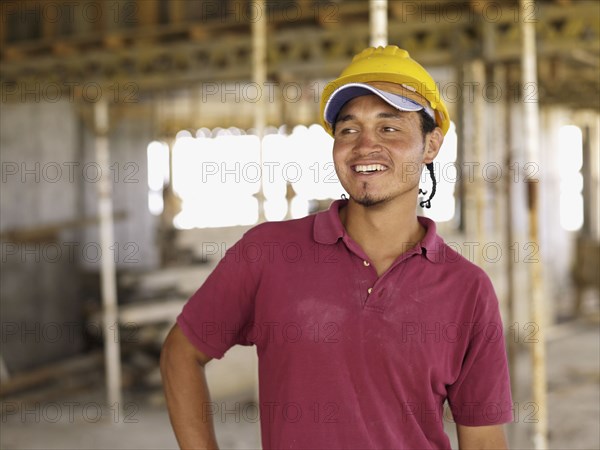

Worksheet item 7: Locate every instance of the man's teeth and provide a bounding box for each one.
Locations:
[354,164,387,173]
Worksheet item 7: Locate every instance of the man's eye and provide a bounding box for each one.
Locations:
[340,128,357,135]
[383,126,398,132]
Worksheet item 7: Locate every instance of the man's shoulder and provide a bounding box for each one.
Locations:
[240,213,317,244]
[429,237,494,285]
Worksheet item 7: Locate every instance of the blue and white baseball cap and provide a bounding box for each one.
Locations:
[323,82,435,128]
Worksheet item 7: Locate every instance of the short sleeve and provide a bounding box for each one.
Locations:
[447,275,514,426]
[177,237,259,359]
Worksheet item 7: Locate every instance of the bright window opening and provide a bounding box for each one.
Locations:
[558,125,584,231]
[150,125,340,229]
[422,121,457,222]
[172,133,261,229]
[283,124,342,219]
[146,141,170,215]
[148,122,459,228]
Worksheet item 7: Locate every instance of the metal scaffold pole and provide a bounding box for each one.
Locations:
[370,0,388,47]
[519,0,548,447]
[251,1,266,442]
[94,99,123,415]
[470,59,487,267]
[253,0,267,222]
[503,63,518,397]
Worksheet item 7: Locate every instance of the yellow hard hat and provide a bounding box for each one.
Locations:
[320,46,450,136]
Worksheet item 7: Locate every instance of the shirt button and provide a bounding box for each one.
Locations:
[363,260,370,267]
[367,288,373,294]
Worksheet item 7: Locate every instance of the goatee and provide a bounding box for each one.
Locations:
[352,193,388,208]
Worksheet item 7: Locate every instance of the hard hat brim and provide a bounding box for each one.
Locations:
[323,82,435,128]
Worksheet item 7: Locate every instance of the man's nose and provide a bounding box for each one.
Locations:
[353,129,382,155]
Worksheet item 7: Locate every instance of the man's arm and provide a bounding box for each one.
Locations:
[456,424,508,449]
[160,324,218,449]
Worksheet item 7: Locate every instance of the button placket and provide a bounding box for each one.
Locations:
[343,240,379,309]
[365,261,410,313]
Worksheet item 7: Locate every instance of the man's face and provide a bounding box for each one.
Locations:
[332,94,442,208]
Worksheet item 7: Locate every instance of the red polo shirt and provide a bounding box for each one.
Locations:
[178,199,513,449]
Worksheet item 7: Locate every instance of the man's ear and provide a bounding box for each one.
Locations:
[423,127,444,164]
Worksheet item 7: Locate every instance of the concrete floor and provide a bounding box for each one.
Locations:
[1,319,598,450]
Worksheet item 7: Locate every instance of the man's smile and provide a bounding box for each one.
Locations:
[352,163,388,174]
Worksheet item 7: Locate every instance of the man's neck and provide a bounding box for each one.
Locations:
[339,197,425,274]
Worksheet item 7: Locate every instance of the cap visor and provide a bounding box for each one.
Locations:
[324,83,425,126]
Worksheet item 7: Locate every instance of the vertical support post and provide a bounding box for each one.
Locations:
[170,0,185,24]
[251,3,265,443]
[503,64,517,396]
[253,0,267,222]
[519,0,548,448]
[0,355,9,382]
[370,0,388,47]
[94,99,123,413]
[454,58,466,232]
[138,0,158,26]
[472,59,486,266]
[462,60,486,265]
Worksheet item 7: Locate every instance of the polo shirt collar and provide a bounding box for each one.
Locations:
[313,199,346,244]
[313,199,445,264]
[416,215,445,264]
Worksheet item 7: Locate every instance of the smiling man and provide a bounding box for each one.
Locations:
[161,46,513,449]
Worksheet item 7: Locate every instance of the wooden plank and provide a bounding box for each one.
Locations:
[170,0,186,24]
[0,371,102,408]
[117,298,186,325]
[0,3,5,48]
[52,40,76,57]
[126,263,217,295]
[137,0,159,27]
[0,354,10,381]
[0,352,103,397]
[40,0,57,40]
[0,2,597,113]
[103,32,126,49]
[0,211,127,243]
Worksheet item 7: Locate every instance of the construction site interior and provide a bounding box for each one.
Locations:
[0,1,599,449]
